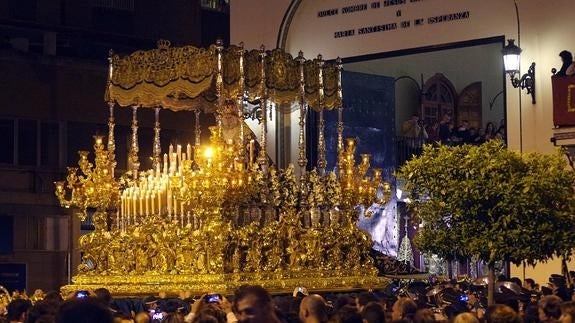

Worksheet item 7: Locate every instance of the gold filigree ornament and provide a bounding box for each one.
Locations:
[58,41,392,297]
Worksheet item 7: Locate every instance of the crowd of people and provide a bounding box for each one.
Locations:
[2,274,575,323]
[401,114,506,149]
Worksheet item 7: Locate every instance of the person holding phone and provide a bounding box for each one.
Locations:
[183,294,237,323]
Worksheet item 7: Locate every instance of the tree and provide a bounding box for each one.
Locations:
[397,140,575,304]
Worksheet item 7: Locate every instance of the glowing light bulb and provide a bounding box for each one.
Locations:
[204,147,214,159]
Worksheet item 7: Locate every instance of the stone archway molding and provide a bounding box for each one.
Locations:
[276,0,302,50]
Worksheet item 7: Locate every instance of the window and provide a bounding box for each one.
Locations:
[0,216,13,254]
[18,119,37,166]
[0,120,14,164]
[92,0,134,11]
[9,0,37,21]
[40,122,60,168]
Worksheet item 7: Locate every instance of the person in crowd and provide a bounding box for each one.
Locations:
[557,51,575,76]
[401,114,428,150]
[299,294,329,323]
[6,299,32,323]
[485,304,521,323]
[355,293,379,314]
[361,302,385,323]
[331,304,362,323]
[539,295,563,323]
[453,312,479,323]
[439,113,452,145]
[56,299,114,323]
[391,297,417,322]
[184,294,233,323]
[560,301,575,323]
[426,121,440,144]
[452,120,471,144]
[233,285,280,323]
[484,122,496,141]
[26,300,58,323]
[524,279,537,292]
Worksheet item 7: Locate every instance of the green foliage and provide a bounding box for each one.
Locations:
[397,140,575,266]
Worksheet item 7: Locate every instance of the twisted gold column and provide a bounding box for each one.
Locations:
[153,107,161,170]
[297,51,307,174]
[257,45,268,169]
[317,55,327,173]
[130,106,140,179]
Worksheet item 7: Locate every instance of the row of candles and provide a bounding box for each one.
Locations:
[121,144,191,221]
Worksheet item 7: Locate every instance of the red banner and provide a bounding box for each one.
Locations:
[553,75,575,127]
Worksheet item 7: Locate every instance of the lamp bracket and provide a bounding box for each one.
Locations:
[509,62,536,104]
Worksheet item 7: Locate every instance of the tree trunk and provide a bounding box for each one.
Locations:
[488,263,495,306]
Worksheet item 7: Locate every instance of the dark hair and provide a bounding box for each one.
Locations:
[560,50,573,62]
[233,284,273,310]
[357,292,379,307]
[524,278,535,288]
[7,299,33,321]
[538,295,562,320]
[485,304,521,323]
[361,302,385,323]
[56,299,114,323]
[26,301,58,323]
[94,288,112,306]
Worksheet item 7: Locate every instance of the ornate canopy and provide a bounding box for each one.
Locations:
[105,40,342,112]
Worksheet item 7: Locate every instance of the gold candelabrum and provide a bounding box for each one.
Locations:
[55,135,119,229]
[56,41,392,296]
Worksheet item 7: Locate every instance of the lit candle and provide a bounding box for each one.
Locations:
[173,195,178,217]
[151,191,155,215]
[158,190,162,214]
[145,194,149,216]
[167,189,172,216]
[163,153,168,175]
[187,144,192,162]
[132,195,137,218]
[139,195,143,216]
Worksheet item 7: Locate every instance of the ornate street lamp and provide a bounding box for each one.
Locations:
[502,39,536,104]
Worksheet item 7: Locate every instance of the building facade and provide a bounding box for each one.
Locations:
[0,0,228,291]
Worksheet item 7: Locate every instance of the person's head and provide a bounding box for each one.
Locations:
[411,114,420,122]
[391,297,417,321]
[26,301,58,323]
[299,294,329,323]
[413,308,435,323]
[356,293,379,313]
[94,288,113,307]
[7,299,32,322]
[441,114,451,123]
[233,285,277,323]
[485,304,521,323]
[143,296,159,311]
[361,302,385,323]
[453,312,479,323]
[334,296,356,311]
[539,295,563,322]
[134,312,150,323]
[560,301,575,323]
[524,279,536,290]
[56,299,114,323]
[560,50,573,64]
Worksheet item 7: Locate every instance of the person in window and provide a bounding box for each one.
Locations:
[439,113,453,145]
[557,51,575,76]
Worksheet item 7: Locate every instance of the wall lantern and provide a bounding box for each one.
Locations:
[502,39,536,104]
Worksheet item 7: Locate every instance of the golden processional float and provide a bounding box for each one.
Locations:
[55,40,392,296]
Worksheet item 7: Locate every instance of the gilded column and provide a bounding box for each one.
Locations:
[152,107,161,170]
[237,42,246,161]
[336,57,344,158]
[257,45,268,169]
[297,51,307,174]
[317,55,327,174]
[130,106,140,179]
